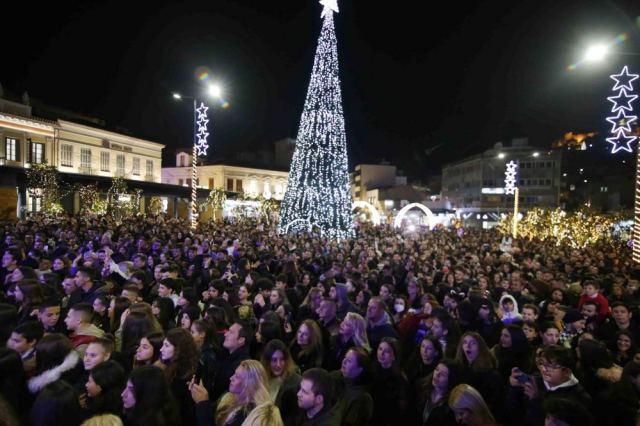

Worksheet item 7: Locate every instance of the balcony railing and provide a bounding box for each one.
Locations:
[144,174,155,182]
[78,166,94,175]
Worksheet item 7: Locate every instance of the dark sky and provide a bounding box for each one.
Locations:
[2,0,640,180]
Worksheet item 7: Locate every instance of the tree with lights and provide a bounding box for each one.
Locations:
[278,0,354,239]
[26,162,65,215]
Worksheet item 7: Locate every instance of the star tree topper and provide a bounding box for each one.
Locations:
[320,0,339,17]
[195,102,210,157]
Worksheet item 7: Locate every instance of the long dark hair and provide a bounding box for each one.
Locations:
[30,380,82,426]
[88,360,126,416]
[126,365,179,426]
[35,334,74,374]
[163,327,198,381]
[134,331,165,368]
[0,348,28,414]
[153,297,176,330]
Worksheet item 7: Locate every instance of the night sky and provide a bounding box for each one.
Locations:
[2,0,640,180]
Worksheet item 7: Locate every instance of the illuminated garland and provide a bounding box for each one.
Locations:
[497,207,623,249]
[606,66,639,153]
[278,0,354,239]
[77,183,107,215]
[107,177,142,221]
[25,162,67,215]
[148,196,163,216]
[194,103,210,157]
[206,187,227,211]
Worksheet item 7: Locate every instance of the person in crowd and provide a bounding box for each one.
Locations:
[157,327,199,425]
[470,299,501,347]
[430,313,461,359]
[290,320,324,372]
[291,368,340,426]
[83,360,126,417]
[578,280,610,323]
[36,298,64,334]
[7,320,43,374]
[152,297,177,331]
[448,384,498,426]
[28,333,83,395]
[121,364,180,426]
[241,401,284,426]
[371,337,409,425]
[507,344,592,426]
[417,359,463,426]
[297,287,323,323]
[0,347,30,422]
[30,380,84,426]
[327,312,371,370]
[366,297,398,351]
[212,320,253,402]
[190,359,271,426]
[612,329,637,366]
[133,331,164,368]
[260,339,302,422]
[331,347,374,426]
[65,303,105,357]
[492,325,532,381]
[68,266,103,307]
[597,302,638,347]
[455,332,504,420]
[498,294,522,325]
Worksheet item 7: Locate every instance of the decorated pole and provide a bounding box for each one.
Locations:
[504,160,519,238]
[191,101,210,230]
[605,66,640,261]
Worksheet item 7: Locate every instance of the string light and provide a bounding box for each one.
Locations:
[194,103,210,156]
[279,0,354,239]
[191,101,210,230]
[605,66,639,154]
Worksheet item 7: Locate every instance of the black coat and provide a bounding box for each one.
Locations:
[330,372,374,426]
[211,345,250,403]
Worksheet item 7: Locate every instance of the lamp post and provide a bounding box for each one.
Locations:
[173,84,222,230]
[580,42,640,261]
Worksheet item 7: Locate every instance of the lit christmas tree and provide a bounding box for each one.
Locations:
[278,0,354,239]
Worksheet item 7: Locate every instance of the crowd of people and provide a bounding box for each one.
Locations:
[0,212,639,426]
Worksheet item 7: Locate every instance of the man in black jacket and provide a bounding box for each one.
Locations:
[210,320,252,402]
[287,368,340,426]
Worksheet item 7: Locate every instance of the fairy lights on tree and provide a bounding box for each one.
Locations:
[26,162,66,215]
[606,66,639,153]
[278,0,354,239]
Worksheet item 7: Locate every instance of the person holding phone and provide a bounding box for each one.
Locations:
[506,345,592,426]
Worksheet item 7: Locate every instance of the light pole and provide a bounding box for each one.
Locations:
[173,84,222,230]
[579,41,640,261]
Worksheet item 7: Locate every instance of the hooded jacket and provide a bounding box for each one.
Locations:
[499,294,522,325]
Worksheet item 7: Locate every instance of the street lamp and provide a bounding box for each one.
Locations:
[579,39,640,261]
[173,86,223,230]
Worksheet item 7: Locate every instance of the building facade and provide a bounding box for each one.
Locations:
[442,138,562,224]
[162,151,289,200]
[0,94,165,217]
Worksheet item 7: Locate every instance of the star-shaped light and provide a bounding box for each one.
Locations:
[611,66,639,92]
[606,108,637,133]
[320,0,339,18]
[194,102,210,157]
[608,88,638,113]
[504,161,518,195]
[606,130,636,154]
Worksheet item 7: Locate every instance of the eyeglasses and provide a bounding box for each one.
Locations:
[536,359,564,370]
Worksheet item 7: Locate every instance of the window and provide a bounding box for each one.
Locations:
[146,160,153,176]
[116,155,125,175]
[133,158,140,176]
[5,138,17,161]
[208,178,214,188]
[236,179,243,192]
[178,178,184,186]
[227,178,234,191]
[61,145,73,167]
[80,149,91,169]
[30,142,44,164]
[31,196,41,213]
[100,152,110,172]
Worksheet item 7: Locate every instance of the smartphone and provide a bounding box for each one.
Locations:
[516,374,531,384]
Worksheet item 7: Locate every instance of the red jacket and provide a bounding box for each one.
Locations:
[578,293,610,321]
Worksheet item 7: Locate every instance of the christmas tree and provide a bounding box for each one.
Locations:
[278,0,354,239]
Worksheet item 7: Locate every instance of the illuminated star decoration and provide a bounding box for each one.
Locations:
[195,102,210,157]
[320,0,339,17]
[504,161,518,195]
[606,65,639,154]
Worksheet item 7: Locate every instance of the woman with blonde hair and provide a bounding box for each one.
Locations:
[240,401,284,426]
[448,384,497,426]
[191,359,271,426]
[327,312,371,370]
